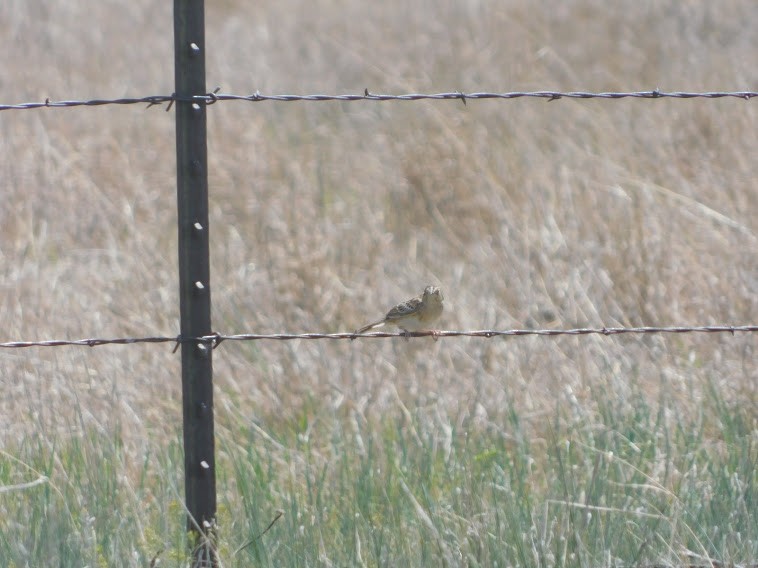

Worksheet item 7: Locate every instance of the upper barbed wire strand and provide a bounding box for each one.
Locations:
[1,89,756,111]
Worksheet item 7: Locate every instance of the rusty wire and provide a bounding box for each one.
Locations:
[1,89,756,111]
[0,325,755,350]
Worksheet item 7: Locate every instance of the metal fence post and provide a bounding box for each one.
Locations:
[173,0,216,563]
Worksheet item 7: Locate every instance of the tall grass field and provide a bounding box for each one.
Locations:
[1,1,756,566]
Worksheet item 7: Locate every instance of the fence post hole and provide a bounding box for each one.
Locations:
[173,0,216,564]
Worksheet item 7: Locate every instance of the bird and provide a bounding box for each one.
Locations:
[353,285,444,336]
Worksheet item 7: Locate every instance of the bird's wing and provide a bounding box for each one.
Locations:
[385,296,423,321]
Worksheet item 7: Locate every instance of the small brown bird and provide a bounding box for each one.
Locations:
[354,286,444,335]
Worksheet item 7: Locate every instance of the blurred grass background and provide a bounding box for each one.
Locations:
[1,0,756,566]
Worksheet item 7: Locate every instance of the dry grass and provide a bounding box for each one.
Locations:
[4,0,755,439]
[1,0,756,563]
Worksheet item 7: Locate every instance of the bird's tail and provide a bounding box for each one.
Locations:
[353,320,385,335]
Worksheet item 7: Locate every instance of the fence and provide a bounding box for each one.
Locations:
[3,2,756,566]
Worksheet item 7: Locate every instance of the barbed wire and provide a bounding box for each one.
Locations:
[1,325,755,350]
[1,89,756,111]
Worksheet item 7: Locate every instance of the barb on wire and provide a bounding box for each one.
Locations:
[1,89,756,111]
[1,325,755,349]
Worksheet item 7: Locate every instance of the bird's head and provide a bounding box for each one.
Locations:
[423,285,443,304]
